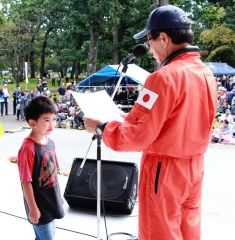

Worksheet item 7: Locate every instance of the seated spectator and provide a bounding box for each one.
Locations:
[219,109,234,125]
[73,108,84,130]
[231,99,235,116]
[217,86,227,99]
[42,87,51,98]
[211,119,233,143]
[56,103,69,128]
[226,87,235,106]
[211,115,223,143]
[219,119,234,143]
[217,97,229,114]
[64,85,72,102]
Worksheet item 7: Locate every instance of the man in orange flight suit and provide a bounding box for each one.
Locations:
[84,5,217,240]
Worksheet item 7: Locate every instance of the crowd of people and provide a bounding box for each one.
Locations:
[1,72,235,139]
[211,75,235,143]
[0,75,84,129]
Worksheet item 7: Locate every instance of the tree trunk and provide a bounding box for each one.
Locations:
[153,0,169,7]
[70,60,80,80]
[30,36,36,78]
[112,25,120,64]
[19,56,24,81]
[59,67,64,78]
[86,25,99,76]
[74,61,80,80]
[70,61,75,79]
[40,27,53,78]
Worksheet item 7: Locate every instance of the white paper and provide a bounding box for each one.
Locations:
[71,90,124,123]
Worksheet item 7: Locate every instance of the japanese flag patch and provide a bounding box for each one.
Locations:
[136,88,158,110]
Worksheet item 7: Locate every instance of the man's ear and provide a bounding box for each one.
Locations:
[28,119,37,128]
[159,32,169,48]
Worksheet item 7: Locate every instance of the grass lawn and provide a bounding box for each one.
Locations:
[2,78,60,100]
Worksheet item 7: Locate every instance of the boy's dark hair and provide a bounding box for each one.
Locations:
[151,28,194,44]
[24,96,56,122]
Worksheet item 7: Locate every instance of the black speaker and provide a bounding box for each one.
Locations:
[64,158,138,214]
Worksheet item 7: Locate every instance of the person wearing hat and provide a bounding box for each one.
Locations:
[83,5,217,240]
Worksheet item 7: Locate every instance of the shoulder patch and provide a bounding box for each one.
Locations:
[136,88,158,110]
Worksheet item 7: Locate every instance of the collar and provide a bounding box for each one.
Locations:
[160,46,200,67]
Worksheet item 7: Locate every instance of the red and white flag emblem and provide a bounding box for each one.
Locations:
[136,88,158,110]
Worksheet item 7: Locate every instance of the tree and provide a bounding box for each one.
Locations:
[200,25,235,65]
[205,45,235,65]
[1,0,234,84]
[0,15,33,85]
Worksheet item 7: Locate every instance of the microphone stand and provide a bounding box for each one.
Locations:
[111,64,128,100]
[79,63,129,240]
[95,134,102,240]
[96,63,129,240]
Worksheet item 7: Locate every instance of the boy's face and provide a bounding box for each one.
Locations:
[29,113,56,136]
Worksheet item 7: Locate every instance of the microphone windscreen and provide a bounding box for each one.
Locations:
[133,44,148,58]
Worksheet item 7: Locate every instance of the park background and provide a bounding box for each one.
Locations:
[0,0,234,89]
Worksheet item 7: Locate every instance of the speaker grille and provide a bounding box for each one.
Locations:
[89,164,127,200]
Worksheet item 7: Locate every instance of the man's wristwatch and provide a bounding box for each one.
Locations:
[95,122,107,136]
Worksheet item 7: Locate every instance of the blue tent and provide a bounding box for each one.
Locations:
[78,64,150,87]
[204,62,235,76]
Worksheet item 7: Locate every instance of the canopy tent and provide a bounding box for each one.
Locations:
[77,64,150,87]
[204,62,235,76]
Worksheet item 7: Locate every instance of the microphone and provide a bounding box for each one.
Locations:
[121,44,148,65]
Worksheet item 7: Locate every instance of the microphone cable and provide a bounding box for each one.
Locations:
[0,202,138,240]
[0,209,101,239]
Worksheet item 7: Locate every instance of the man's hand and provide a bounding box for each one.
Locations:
[83,117,101,134]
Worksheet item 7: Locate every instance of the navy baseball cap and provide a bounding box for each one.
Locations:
[133,5,192,40]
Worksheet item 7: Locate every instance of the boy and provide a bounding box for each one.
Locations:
[17,96,64,240]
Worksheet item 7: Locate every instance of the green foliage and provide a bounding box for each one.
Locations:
[204,45,235,66]
[0,0,234,76]
[199,24,235,65]
[200,25,235,49]
[207,0,235,8]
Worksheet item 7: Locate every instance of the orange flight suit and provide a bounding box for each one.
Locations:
[102,51,217,240]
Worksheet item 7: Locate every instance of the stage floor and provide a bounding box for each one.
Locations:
[1,129,235,239]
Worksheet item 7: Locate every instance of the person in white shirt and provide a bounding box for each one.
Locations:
[2,83,9,115]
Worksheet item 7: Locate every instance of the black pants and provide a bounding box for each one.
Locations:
[0,102,4,115]
[13,100,17,115]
